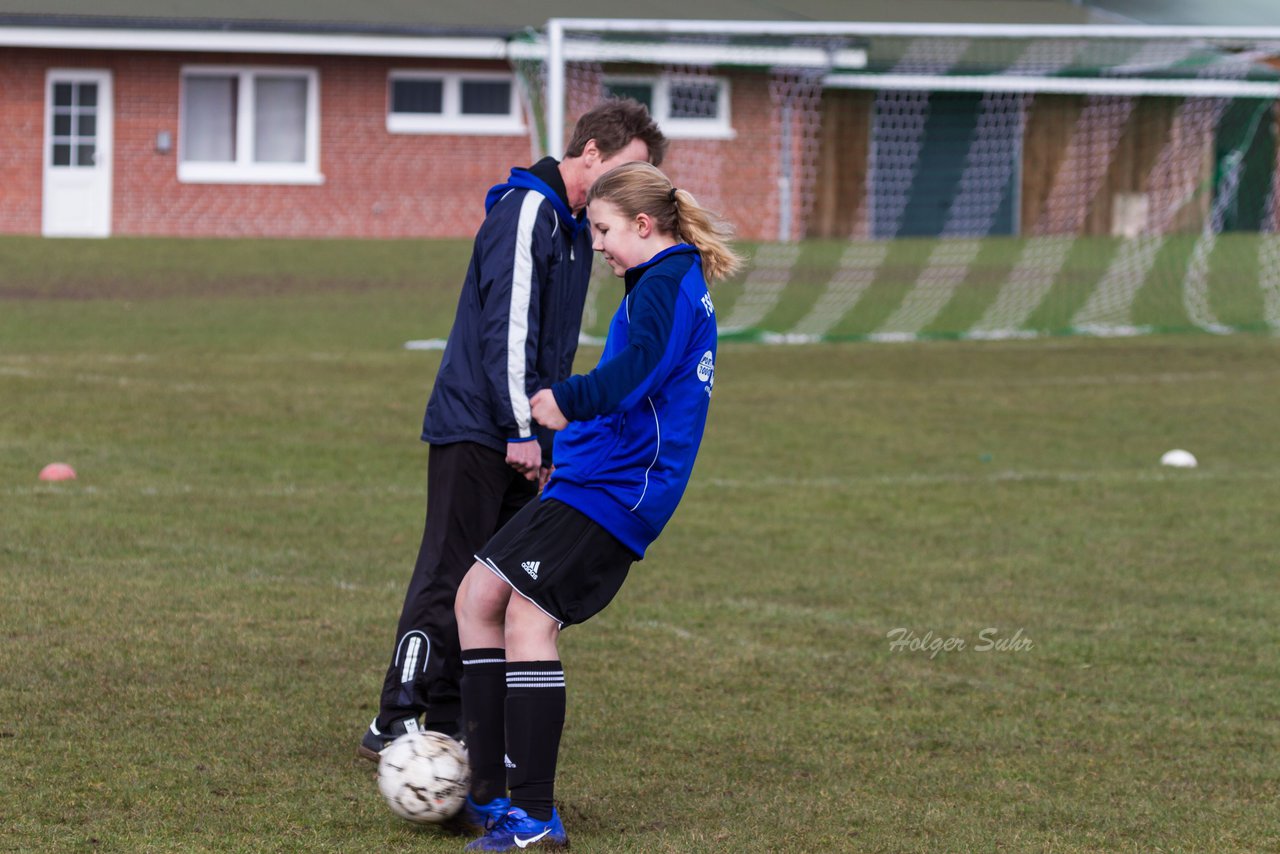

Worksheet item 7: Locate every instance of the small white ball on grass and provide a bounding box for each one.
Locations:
[1160,449,1197,469]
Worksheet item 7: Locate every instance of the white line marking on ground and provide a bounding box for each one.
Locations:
[697,468,1280,490]
[776,369,1279,389]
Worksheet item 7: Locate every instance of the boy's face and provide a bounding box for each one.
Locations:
[570,137,651,209]
[587,199,650,277]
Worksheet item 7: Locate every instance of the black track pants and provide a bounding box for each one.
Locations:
[375,441,537,731]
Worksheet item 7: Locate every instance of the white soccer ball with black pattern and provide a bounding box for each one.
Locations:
[376,731,470,823]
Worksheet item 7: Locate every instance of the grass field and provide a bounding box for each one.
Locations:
[2,236,1278,853]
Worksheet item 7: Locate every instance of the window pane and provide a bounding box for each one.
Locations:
[182,75,237,162]
[460,80,511,116]
[78,113,97,138]
[53,113,72,136]
[53,83,73,107]
[76,144,95,166]
[391,79,443,114]
[253,76,307,163]
[77,84,98,108]
[605,83,653,111]
[668,82,720,120]
[52,143,71,166]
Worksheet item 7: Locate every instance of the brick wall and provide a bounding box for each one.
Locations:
[0,51,48,235]
[0,48,785,241]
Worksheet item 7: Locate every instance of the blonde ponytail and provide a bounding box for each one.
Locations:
[669,187,742,284]
[588,162,743,285]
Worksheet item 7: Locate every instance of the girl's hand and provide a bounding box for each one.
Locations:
[530,389,569,431]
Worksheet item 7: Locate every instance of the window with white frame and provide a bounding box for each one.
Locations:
[604,75,733,139]
[179,66,321,184]
[387,71,524,135]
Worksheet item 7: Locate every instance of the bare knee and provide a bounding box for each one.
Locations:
[504,594,560,660]
[456,563,510,649]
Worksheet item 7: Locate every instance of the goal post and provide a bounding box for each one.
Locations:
[512,20,1280,342]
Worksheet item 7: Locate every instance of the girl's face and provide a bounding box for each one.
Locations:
[587,199,652,277]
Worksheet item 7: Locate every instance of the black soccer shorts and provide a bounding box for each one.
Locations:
[475,498,637,627]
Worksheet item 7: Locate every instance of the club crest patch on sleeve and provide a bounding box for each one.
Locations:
[696,351,714,382]
[697,350,715,396]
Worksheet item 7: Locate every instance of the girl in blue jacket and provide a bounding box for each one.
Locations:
[453,161,742,851]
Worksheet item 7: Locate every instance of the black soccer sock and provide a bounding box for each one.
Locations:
[424,698,461,737]
[505,660,566,822]
[460,648,507,805]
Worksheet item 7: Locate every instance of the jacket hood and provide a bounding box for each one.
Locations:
[484,164,583,238]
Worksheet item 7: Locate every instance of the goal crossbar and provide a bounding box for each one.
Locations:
[824,73,1280,98]
[545,18,1280,42]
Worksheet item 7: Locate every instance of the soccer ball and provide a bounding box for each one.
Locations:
[376,731,470,823]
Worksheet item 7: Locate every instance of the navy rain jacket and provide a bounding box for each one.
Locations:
[421,158,593,463]
[544,244,718,558]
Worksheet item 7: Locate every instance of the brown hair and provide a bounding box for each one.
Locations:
[587,162,743,284]
[564,98,669,167]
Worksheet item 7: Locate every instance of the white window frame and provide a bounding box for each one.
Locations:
[178,65,322,185]
[604,74,735,140]
[387,70,525,135]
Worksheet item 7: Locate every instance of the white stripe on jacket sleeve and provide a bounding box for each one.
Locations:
[507,192,544,439]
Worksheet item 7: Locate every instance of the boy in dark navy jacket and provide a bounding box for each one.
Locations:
[455,162,742,850]
[360,102,666,763]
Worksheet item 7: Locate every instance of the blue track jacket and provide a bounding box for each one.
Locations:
[421,158,592,462]
[544,244,718,558]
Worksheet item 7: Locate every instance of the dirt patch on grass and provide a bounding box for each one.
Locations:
[0,275,426,301]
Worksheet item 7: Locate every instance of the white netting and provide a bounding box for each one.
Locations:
[871,38,970,238]
[1071,94,1232,332]
[720,67,825,333]
[1182,144,1244,333]
[973,94,1137,335]
[1263,110,1280,328]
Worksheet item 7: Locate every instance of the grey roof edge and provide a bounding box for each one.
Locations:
[0,12,515,39]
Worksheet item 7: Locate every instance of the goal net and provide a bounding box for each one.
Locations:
[511,21,1280,342]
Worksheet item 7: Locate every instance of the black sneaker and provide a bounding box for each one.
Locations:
[356,716,420,763]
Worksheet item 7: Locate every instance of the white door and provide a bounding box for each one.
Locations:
[43,69,113,237]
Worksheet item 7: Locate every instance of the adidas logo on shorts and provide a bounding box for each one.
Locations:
[522,561,540,579]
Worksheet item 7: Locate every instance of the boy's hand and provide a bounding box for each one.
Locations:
[530,389,569,431]
[506,440,541,481]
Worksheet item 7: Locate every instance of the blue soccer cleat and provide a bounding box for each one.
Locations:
[463,806,569,851]
[455,795,512,835]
